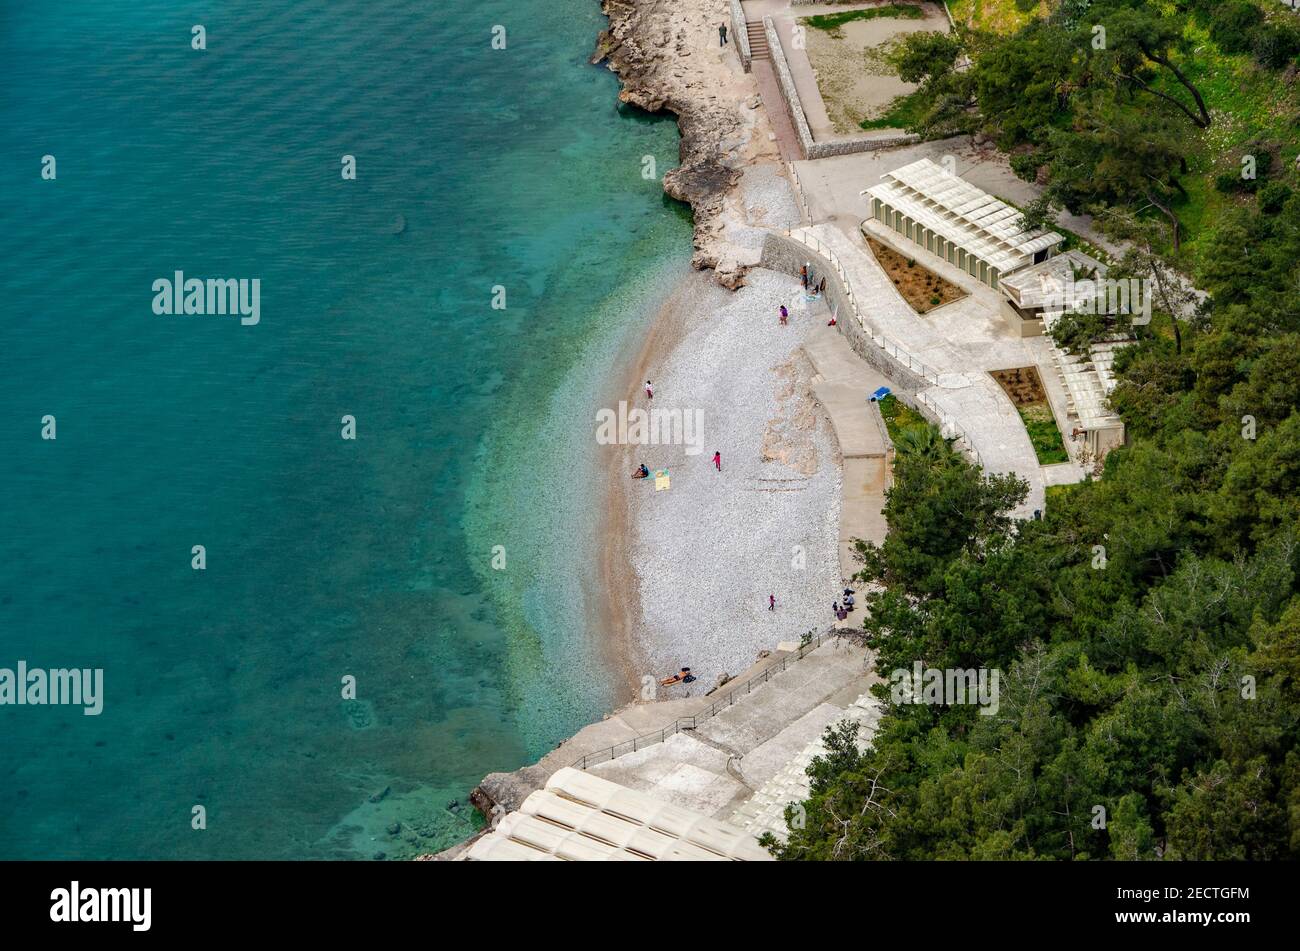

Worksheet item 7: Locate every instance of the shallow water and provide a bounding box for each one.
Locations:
[0,0,691,859]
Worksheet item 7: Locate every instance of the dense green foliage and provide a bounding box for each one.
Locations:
[883,0,1300,257]
[771,0,1300,861]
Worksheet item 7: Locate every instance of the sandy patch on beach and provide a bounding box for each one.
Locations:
[604,268,843,690]
[803,6,950,134]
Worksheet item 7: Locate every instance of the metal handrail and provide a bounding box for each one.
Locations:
[573,628,839,769]
[787,229,984,469]
[916,390,984,468]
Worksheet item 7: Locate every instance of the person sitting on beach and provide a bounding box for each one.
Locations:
[659,667,695,686]
[832,601,841,619]
[836,606,848,621]
[632,463,649,479]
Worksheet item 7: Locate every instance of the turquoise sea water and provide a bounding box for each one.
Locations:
[0,1,691,858]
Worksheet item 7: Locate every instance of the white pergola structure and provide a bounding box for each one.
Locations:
[863,158,1064,290]
[1045,331,1129,459]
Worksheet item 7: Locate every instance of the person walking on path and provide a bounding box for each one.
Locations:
[769,594,776,612]
[645,380,654,400]
[712,450,722,472]
[719,23,728,45]
[779,304,788,325]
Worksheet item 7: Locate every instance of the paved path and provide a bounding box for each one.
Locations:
[801,321,892,581]
[751,59,803,163]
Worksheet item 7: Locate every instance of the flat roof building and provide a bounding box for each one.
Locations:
[998,248,1109,337]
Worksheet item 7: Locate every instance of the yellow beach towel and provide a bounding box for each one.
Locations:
[654,469,670,491]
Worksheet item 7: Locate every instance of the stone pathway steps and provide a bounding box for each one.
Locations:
[730,689,883,843]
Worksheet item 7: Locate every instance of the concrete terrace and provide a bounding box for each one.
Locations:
[790,137,1122,257]
[794,220,1080,516]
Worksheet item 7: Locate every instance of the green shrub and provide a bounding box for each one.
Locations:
[1209,1,1264,56]
[1258,181,1293,215]
[1253,22,1300,70]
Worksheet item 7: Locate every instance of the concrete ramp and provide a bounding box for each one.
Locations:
[801,322,893,580]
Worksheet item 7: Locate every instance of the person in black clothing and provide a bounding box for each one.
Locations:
[719,23,728,45]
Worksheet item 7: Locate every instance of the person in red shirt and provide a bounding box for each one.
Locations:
[712,451,721,471]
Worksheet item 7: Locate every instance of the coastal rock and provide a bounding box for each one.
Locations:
[593,0,771,284]
[715,259,748,290]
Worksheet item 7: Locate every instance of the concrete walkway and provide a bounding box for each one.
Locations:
[751,59,804,163]
[801,321,892,581]
[794,221,1059,517]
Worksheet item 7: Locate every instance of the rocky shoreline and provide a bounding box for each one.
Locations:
[592,0,778,287]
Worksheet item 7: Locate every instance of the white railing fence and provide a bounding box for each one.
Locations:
[784,228,984,469]
[788,229,941,386]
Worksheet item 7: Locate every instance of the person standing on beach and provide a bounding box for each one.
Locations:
[719,23,728,45]
[769,594,775,612]
[712,450,721,472]
[645,380,654,400]
[800,264,808,289]
[779,304,788,325]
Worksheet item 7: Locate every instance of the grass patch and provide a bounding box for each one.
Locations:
[1018,404,1070,465]
[804,3,924,36]
[948,0,1047,35]
[877,394,932,444]
[1131,6,1300,264]
[860,88,932,130]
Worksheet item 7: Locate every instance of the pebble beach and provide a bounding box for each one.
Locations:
[610,265,846,688]
[598,152,851,692]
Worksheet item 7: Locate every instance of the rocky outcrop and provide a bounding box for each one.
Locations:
[592,0,770,280]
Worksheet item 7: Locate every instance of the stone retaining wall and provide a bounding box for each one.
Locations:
[730,0,751,70]
[759,232,931,401]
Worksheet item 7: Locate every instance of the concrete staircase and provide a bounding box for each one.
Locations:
[746,21,769,60]
[585,636,879,828]
[730,690,882,842]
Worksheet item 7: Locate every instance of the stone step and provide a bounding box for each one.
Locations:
[745,21,769,59]
[730,691,883,842]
